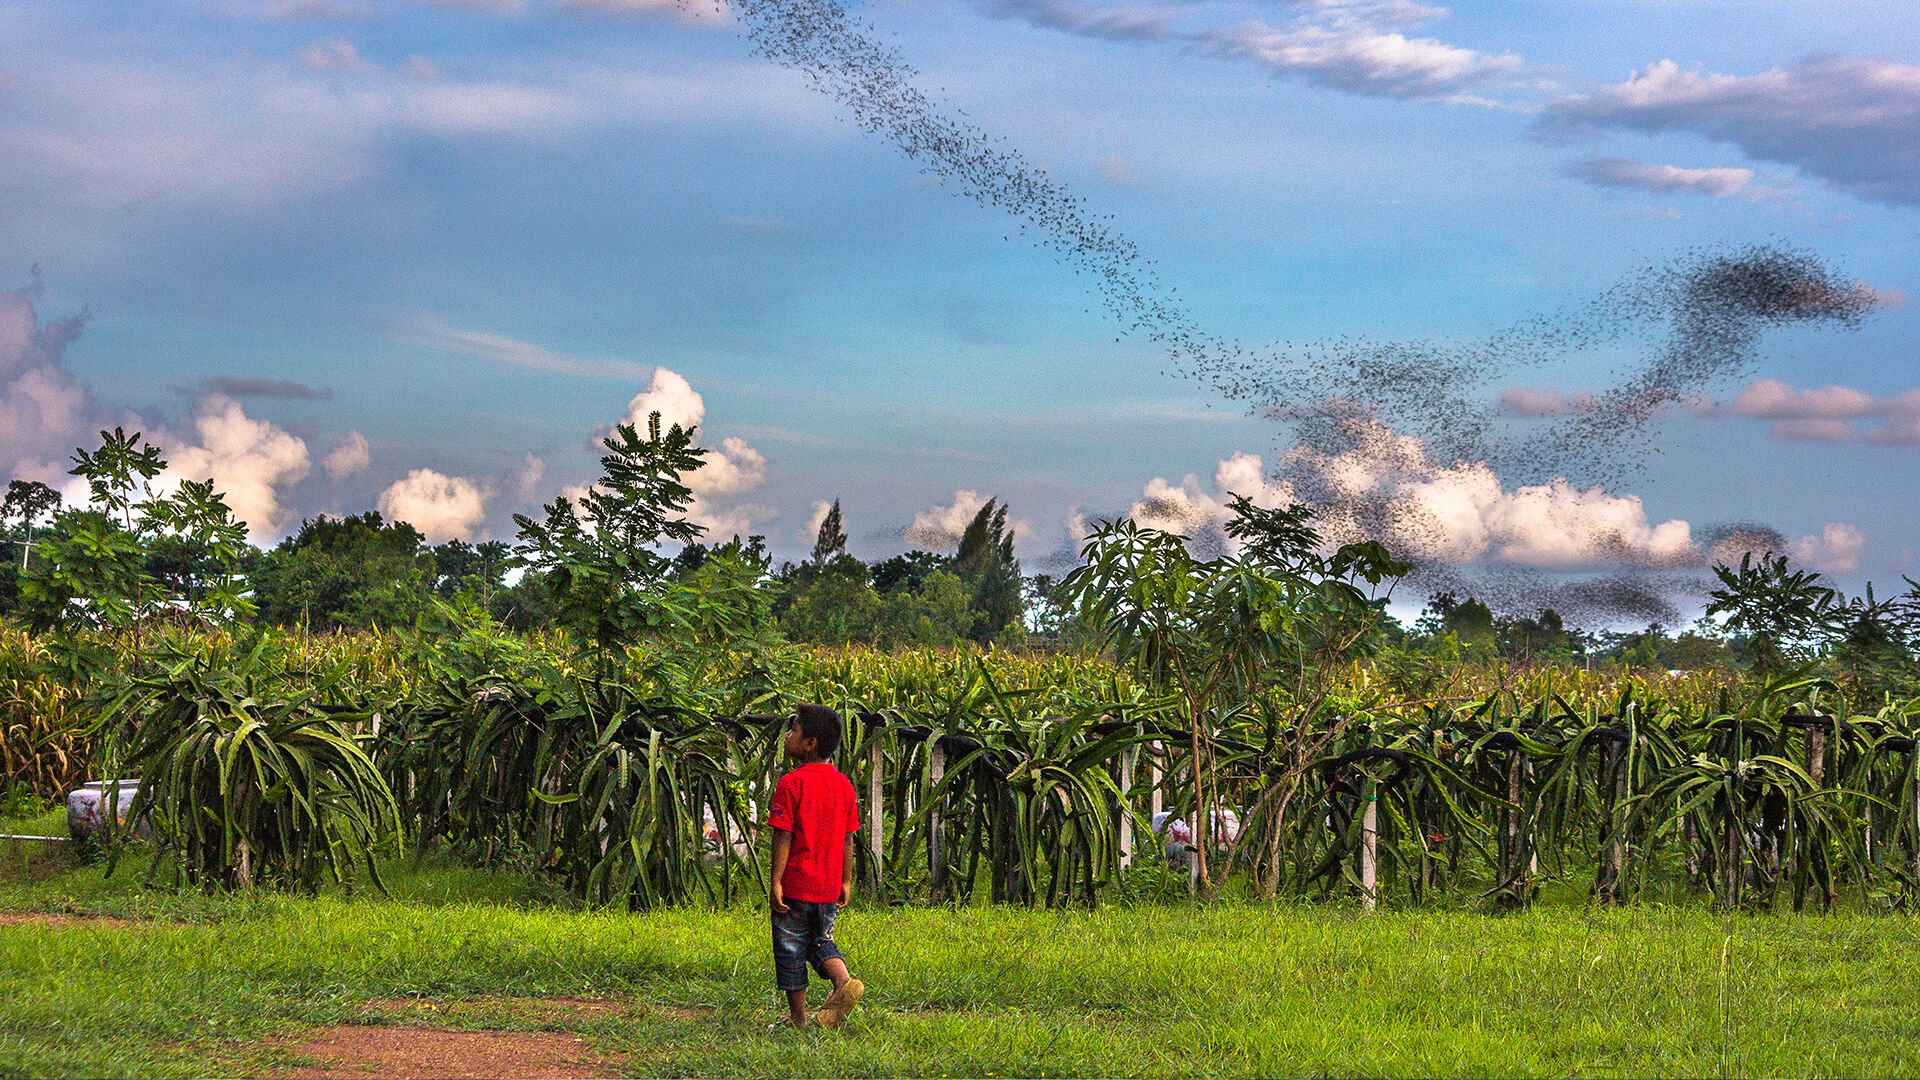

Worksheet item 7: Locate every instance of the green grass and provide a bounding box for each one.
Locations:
[3,856,1918,1078]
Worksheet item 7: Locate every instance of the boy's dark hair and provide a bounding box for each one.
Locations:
[795,704,843,758]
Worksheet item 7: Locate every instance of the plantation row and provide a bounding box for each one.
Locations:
[13,616,1917,913]
[9,419,1919,914]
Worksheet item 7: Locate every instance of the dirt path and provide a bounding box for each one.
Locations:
[0,912,139,929]
[276,1027,621,1080]
[269,998,663,1079]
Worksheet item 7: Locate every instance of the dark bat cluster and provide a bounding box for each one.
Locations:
[1221,246,1877,488]
[714,0,1881,623]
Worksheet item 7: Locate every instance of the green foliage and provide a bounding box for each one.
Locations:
[953,498,1023,642]
[249,512,436,629]
[1062,501,1408,891]
[21,431,254,634]
[1707,551,1840,677]
[0,627,92,800]
[779,554,886,644]
[809,498,847,563]
[513,414,707,657]
[1,480,61,614]
[104,629,399,891]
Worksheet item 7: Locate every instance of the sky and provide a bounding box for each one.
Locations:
[1,0,1916,625]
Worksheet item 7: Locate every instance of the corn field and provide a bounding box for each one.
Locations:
[1,628,93,803]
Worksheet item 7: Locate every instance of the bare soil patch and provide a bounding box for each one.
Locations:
[277,1026,622,1080]
[0,912,138,929]
[359,997,701,1022]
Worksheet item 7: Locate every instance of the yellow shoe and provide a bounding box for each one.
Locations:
[813,978,865,1029]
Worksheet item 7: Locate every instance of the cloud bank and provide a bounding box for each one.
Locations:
[1561,156,1754,198]
[160,394,313,539]
[982,0,1522,102]
[378,468,492,542]
[905,490,1035,551]
[0,276,100,486]
[1539,56,1920,209]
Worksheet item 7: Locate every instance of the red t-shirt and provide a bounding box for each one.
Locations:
[767,761,860,903]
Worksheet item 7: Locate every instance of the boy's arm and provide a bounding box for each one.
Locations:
[839,833,855,908]
[770,828,792,913]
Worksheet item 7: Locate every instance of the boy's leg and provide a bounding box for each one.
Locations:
[807,904,864,1028]
[771,905,813,1027]
[819,956,851,991]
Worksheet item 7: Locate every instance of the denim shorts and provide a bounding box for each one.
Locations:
[771,899,845,992]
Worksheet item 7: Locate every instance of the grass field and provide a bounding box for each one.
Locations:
[3,837,1918,1080]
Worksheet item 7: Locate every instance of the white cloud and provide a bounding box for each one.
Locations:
[0,43,835,220]
[515,453,545,501]
[1792,523,1865,575]
[559,0,732,23]
[688,435,766,495]
[377,468,491,542]
[1561,156,1753,198]
[593,367,771,539]
[1196,19,1522,101]
[619,366,706,433]
[1266,418,1698,569]
[405,0,526,12]
[298,36,370,71]
[160,394,313,539]
[1693,378,1920,443]
[982,0,1521,103]
[1539,56,1920,209]
[1767,418,1856,444]
[1129,451,1294,556]
[1498,386,1573,418]
[1869,415,1920,446]
[321,430,371,479]
[799,499,834,545]
[262,0,379,18]
[905,490,1036,551]
[407,316,655,380]
[1726,379,1877,420]
[0,278,104,484]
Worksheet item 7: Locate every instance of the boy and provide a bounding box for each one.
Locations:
[767,704,866,1029]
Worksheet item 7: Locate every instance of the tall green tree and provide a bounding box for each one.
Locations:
[0,479,62,613]
[1706,552,1839,678]
[22,430,254,634]
[810,499,847,564]
[250,512,434,628]
[1064,498,1406,894]
[513,413,707,659]
[953,498,1023,642]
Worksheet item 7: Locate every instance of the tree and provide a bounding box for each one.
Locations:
[1705,552,1839,678]
[871,550,949,594]
[1830,583,1915,703]
[431,539,512,601]
[250,512,435,628]
[1,479,62,614]
[1063,500,1408,894]
[954,498,1023,642]
[810,499,847,564]
[779,553,885,644]
[512,413,707,659]
[22,430,254,634]
[3,479,61,569]
[1414,591,1496,649]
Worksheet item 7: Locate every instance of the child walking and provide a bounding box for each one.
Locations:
[767,704,866,1029]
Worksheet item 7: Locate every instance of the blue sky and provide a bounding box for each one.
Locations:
[1,0,1915,620]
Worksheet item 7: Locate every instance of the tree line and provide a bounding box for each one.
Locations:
[6,428,1920,697]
